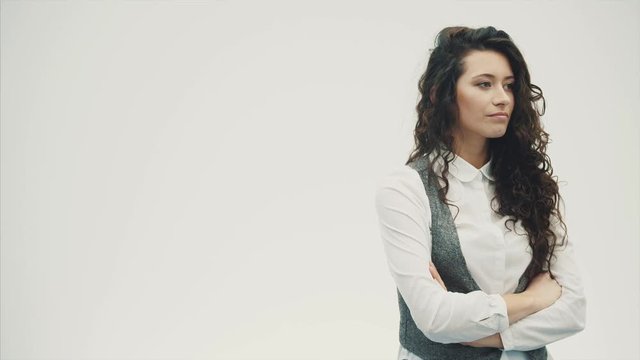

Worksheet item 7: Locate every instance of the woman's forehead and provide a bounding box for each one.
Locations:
[460,50,513,79]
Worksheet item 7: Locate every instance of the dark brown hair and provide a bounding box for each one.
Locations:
[407,26,566,281]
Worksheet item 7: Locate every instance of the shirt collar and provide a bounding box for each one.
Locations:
[448,154,495,182]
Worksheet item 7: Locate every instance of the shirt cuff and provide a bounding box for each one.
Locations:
[474,293,509,333]
[500,326,515,351]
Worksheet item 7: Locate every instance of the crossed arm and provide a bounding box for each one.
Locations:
[429,262,564,349]
[375,169,586,350]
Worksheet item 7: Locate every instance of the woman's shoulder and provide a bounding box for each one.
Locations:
[376,164,422,189]
[406,153,432,173]
[374,163,429,208]
[374,163,432,229]
[377,154,431,184]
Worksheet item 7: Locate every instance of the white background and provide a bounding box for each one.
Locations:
[1,1,638,359]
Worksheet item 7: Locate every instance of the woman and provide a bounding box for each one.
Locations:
[374,26,586,360]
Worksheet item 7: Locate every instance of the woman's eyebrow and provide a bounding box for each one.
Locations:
[472,73,515,80]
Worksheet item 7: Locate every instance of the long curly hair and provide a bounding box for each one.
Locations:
[406,26,567,281]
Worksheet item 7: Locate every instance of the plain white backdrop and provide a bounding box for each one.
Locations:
[1,1,638,359]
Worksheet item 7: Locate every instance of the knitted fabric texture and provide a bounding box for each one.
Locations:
[396,155,547,360]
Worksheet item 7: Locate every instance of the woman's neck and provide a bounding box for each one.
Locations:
[452,136,489,169]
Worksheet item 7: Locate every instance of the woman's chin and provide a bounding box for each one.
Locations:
[487,129,508,138]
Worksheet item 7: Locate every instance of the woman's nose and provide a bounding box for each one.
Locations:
[493,87,511,106]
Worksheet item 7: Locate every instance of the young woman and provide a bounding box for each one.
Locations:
[375,26,586,360]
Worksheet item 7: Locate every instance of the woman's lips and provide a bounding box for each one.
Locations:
[488,114,509,121]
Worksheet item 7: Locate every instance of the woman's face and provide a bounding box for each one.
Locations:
[453,50,515,145]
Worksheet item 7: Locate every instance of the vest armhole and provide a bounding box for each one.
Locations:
[405,165,432,231]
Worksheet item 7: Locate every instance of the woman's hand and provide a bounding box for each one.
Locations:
[461,333,504,348]
[499,272,562,326]
[429,263,561,349]
[428,261,447,291]
[429,262,504,348]
[525,272,562,312]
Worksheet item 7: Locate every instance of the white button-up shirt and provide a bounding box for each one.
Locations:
[374,154,586,360]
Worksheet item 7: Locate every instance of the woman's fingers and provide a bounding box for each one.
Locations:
[429,261,447,291]
[428,262,439,279]
[526,271,562,310]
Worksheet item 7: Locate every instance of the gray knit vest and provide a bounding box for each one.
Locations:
[398,156,547,360]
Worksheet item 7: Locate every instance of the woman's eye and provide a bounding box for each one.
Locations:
[477,82,514,90]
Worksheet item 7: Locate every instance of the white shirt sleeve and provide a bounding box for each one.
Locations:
[374,166,510,344]
[499,217,587,351]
